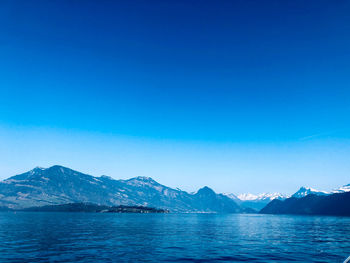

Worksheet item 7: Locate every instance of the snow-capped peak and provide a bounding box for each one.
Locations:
[331,184,350,194]
[292,186,329,198]
[222,193,240,201]
[237,192,287,201]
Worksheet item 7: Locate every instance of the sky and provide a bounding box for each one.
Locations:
[0,0,350,195]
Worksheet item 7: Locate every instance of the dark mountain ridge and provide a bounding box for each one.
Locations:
[260,192,350,216]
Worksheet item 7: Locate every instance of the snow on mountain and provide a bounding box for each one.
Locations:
[332,184,350,194]
[237,192,287,201]
[291,186,329,198]
[223,193,241,202]
[224,192,287,211]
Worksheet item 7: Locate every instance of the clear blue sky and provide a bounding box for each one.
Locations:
[0,0,349,194]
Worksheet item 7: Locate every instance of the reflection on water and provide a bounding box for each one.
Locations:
[0,212,349,262]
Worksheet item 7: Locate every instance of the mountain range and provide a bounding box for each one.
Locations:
[260,191,350,216]
[0,165,245,213]
[224,192,287,211]
[0,165,348,215]
[227,185,350,211]
[291,186,329,198]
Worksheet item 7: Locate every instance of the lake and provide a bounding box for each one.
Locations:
[0,212,349,262]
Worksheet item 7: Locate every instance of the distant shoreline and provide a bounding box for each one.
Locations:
[1,203,169,214]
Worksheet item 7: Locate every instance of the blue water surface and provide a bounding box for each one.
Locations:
[0,212,349,262]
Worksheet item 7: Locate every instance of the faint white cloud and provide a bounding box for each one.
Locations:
[298,129,347,141]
